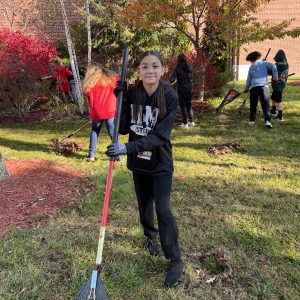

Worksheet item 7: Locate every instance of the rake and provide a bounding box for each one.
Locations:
[75,48,129,300]
[217,73,295,112]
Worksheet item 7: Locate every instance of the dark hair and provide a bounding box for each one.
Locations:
[177,53,187,64]
[246,51,262,62]
[133,51,166,118]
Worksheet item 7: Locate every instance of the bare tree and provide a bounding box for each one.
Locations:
[59,0,85,114]
[86,0,92,64]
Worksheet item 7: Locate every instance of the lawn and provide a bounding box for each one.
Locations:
[0,81,299,300]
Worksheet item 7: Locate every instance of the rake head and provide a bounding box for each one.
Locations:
[75,271,109,300]
[216,89,241,111]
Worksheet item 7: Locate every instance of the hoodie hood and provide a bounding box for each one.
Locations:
[274,50,287,63]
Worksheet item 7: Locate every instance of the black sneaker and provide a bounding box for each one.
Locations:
[147,238,160,256]
[275,115,284,122]
[164,259,184,287]
[270,107,277,116]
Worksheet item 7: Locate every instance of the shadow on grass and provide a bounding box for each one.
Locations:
[0,136,50,153]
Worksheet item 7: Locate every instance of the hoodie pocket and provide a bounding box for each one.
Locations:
[131,150,158,171]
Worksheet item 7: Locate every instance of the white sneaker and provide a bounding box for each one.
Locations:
[248,121,255,126]
[275,116,285,122]
[188,121,195,127]
[84,154,95,161]
[179,123,189,129]
[266,121,273,129]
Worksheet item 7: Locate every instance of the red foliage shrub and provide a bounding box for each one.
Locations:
[0,28,56,116]
[164,51,224,100]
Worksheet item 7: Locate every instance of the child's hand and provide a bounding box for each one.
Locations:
[114,80,127,97]
[105,142,127,157]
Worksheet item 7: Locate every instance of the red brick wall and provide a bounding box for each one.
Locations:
[238,0,300,78]
[0,0,85,43]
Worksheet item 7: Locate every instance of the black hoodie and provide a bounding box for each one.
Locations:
[119,84,178,176]
[170,63,193,94]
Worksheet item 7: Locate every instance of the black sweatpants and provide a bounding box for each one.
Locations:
[178,92,193,124]
[250,86,271,122]
[132,172,181,261]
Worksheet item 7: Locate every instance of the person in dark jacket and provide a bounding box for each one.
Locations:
[270,50,289,121]
[170,54,194,129]
[106,51,184,288]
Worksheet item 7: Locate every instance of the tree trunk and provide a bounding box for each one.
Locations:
[86,0,92,64]
[59,0,85,114]
[0,153,10,181]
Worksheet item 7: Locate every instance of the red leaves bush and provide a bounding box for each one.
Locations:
[165,51,227,100]
[0,28,56,116]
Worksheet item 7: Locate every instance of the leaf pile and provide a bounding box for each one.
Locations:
[50,138,84,154]
[207,142,246,155]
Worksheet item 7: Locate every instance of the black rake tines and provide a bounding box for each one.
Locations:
[216,89,241,111]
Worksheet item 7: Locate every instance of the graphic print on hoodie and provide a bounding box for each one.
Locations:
[130,104,159,137]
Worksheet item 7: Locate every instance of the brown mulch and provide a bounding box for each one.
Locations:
[208,142,246,156]
[288,80,300,86]
[192,99,215,114]
[0,108,89,126]
[175,99,215,124]
[0,159,92,235]
[0,109,49,126]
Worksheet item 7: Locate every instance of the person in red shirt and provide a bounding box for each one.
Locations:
[82,62,119,161]
[52,58,74,103]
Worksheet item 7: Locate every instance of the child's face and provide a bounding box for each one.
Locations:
[138,55,163,87]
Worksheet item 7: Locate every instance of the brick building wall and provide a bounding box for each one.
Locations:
[0,0,85,43]
[236,0,300,79]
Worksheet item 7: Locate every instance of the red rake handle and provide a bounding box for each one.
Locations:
[101,160,114,227]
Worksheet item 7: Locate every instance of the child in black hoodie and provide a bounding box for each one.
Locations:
[106,51,184,287]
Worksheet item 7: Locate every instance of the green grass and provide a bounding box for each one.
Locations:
[0,81,299,299]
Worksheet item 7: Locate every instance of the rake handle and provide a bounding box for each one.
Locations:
[94,48,128,268]
[58,120,92,143]
[112,48,129,144]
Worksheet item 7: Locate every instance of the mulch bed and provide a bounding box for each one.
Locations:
[175,99,215,124]
[288,80,300,86]
[208,142,246,155]
[0,108,89,126]
[0,159,92,235]
[0,109,49,126]
[192,99,215,114]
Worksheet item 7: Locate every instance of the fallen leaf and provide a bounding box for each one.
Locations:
[206,276,216,283]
